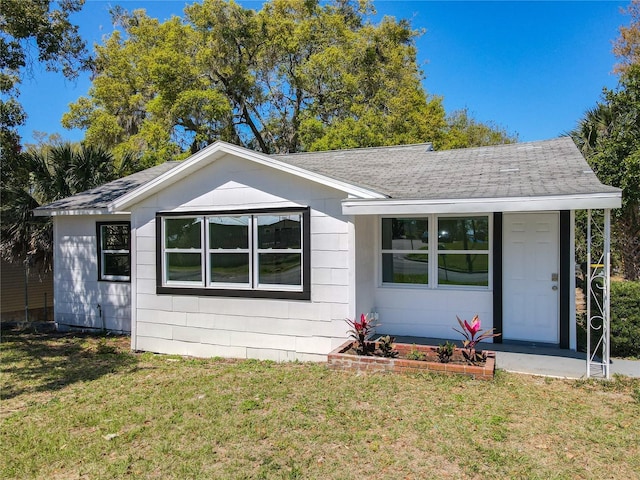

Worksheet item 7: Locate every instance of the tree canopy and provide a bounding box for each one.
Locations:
[63,0,514,164]
[0,0,90,155]
[572,1,640,280]
[613,0,640,73]
[0,143,133,271]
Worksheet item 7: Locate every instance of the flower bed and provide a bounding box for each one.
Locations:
[328,340,496,380]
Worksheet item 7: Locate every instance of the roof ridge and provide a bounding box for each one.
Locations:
[431,137,570,155]
[274,142,434,157]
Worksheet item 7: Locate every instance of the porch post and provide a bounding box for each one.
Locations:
[586,209,611,379]
[492,212,503,342]
[586,210,591,378]
[604,209,611,380]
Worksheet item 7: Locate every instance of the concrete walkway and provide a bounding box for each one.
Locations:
[380,335,640,379]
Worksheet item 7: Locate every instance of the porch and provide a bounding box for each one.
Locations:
[375,335,640,379]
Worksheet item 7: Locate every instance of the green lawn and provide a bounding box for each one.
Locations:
[1,332,639,479]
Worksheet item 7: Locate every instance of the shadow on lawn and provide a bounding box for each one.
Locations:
[0,332,137,401]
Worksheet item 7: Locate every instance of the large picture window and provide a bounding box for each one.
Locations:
[157,208,310,299]
[97,222,131,282]
[381,215,490,288]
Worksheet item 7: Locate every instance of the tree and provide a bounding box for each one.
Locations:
[64,0,510,162]
[613,0,640,74]
[0,0,90,154]
[571,0,640,280]
[571,65,640,280]
[0,143,132,272]
[440,108,517,150]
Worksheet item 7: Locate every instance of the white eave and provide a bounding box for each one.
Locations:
[111,141,385,212]
[341,192,622,215]
[33,208,131,217]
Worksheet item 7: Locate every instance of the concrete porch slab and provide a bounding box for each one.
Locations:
[375,335,640,379]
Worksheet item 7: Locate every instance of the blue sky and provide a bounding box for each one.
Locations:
[17,0,629,145]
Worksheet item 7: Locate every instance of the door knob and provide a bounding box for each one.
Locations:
[552,285,558,291]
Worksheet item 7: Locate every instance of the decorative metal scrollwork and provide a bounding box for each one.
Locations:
[586,209,611,379]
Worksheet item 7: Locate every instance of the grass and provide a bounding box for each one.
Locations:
[2,333,639,479]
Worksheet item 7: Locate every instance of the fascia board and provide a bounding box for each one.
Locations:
[33,209,131,217]
[111,142,227,212]
[111,141,385,212]
[342,193,622,215]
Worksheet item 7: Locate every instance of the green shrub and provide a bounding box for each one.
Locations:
[610,281,640,358]
[406,345,425,361]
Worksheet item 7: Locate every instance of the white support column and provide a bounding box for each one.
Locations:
[604,208,611,379]
[586,209,611,379]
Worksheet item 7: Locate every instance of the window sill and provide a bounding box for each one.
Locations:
[380,283,490,292]
[156,285,310,300]
[99,278,131,283]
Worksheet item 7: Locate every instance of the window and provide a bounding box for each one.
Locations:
[157,208,310,299]
[381,215,490,288]
[165,217,203,284]
[97,222,131,282]
[208,216,250,285]
[437,216,489,287]
[381,218,429,284]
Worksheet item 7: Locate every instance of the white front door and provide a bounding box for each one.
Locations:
[503,213,559,344]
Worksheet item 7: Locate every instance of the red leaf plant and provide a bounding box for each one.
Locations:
[453,315,501,365]
[345,313,378,355]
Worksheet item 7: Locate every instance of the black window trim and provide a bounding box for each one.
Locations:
[156,207,311,300]
[96,221,131,283]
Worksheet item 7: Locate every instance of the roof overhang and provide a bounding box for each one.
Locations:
[33,208,131,217]
[342,192,622,215]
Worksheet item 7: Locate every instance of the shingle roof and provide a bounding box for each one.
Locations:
[34,137,620,214]
[274,137,620,199]
[34,161,181,213]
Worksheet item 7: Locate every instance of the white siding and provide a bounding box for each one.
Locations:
[53,215,131,332]
[374,287,493,339]
[130,154,352,360]
[354,214,493,340]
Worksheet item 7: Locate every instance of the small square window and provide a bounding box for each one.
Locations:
[97,222,131,282]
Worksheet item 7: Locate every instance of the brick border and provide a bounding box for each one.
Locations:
[328,341,496,380]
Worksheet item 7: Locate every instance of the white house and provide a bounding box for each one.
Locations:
[35,138,621,361]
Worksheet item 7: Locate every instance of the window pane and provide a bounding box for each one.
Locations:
[437,217,489,250]
[209,216,249,249]
[257,215,301,249]
[104,253,130,277]
[101,224,129,250]
[382,218,429,250]
[258,253,301,285]
[438,254,489,286]
[382,253,428,284]
[165,218,202,249]
[166,253,202,282]
[210,253,249,284]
